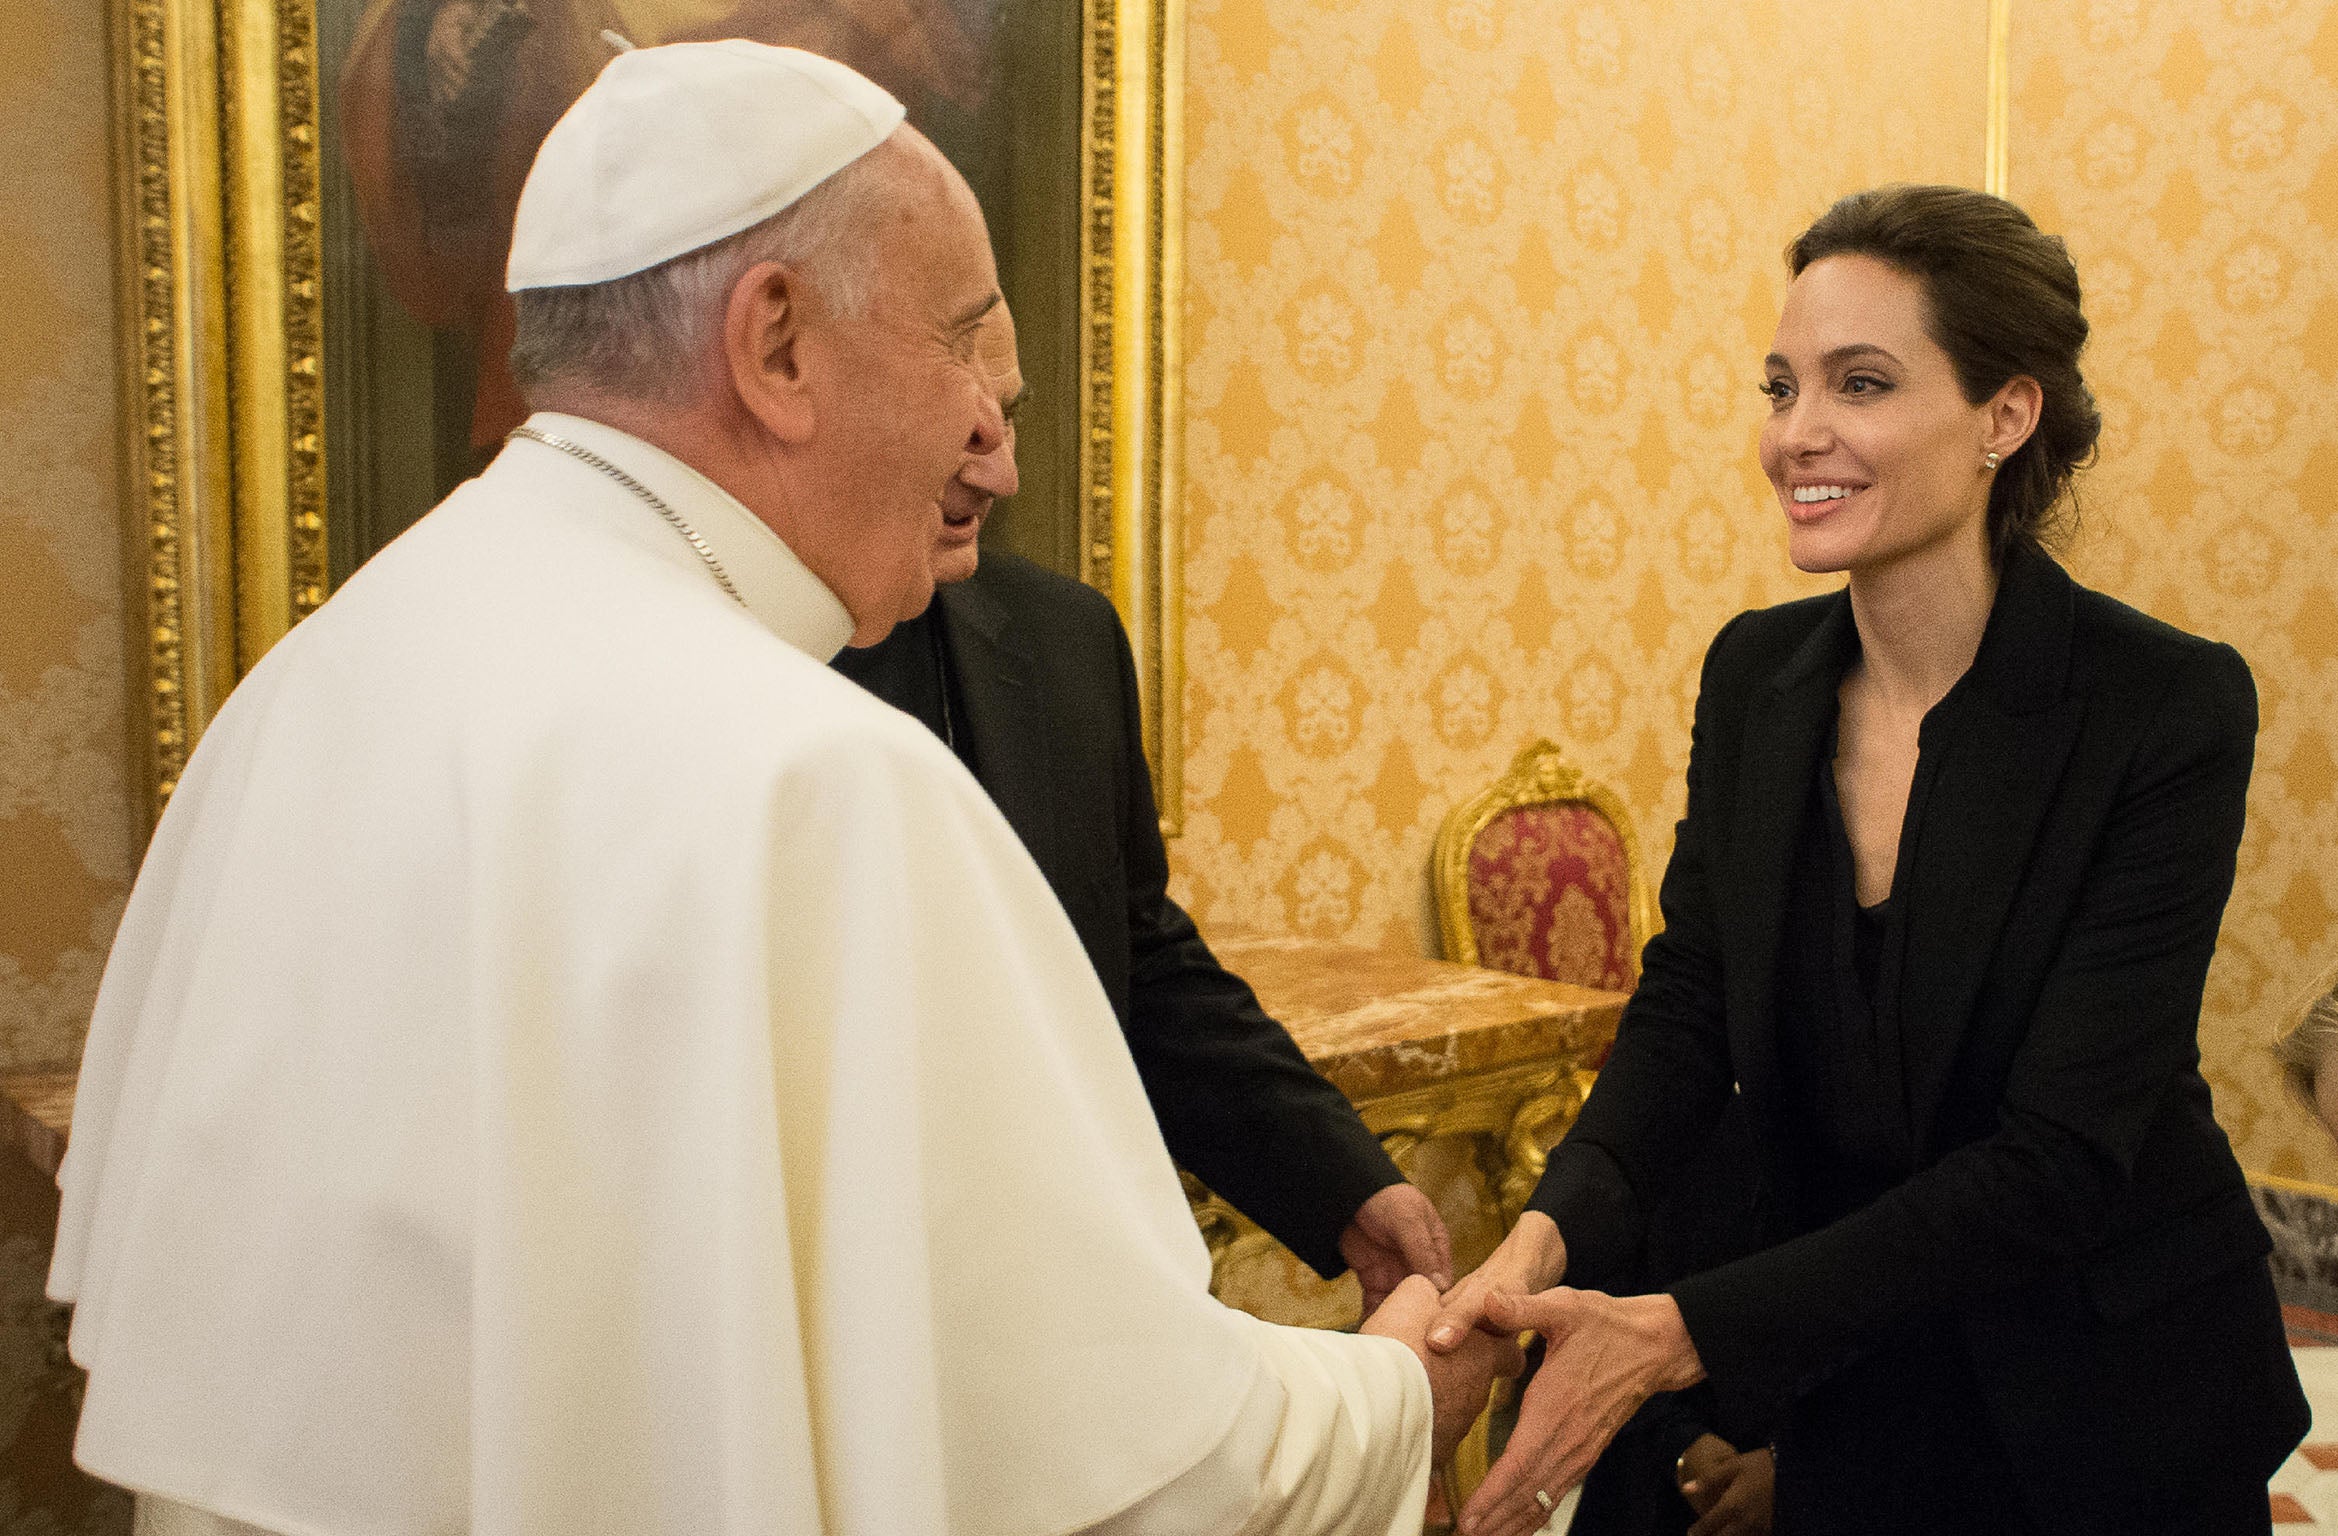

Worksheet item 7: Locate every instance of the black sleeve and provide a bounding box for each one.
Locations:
[1528,618,1747,1294]
[1623,1386,1725,1469]
[1669,644,2258,1399]
[1105,621,1403,1278]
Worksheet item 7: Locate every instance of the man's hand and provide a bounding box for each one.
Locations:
[1679,1439,1772,1536]
[1458,1288,1704,1536]
[1427,1210,1565,1354]
[1361,1275,1527,1466]
[1340,1183,1454,1314]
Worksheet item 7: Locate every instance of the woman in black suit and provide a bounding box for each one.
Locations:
[1431,186,2308,1536]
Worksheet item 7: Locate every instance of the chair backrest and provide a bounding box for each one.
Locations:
[1432,739,1658,989]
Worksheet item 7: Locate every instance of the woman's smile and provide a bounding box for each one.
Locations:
[1784,481,1870,522]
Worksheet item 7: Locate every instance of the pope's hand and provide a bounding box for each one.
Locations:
[1340,1183,1454,1314]
[1458,1288,1705,1536]
[1361,1274,1527,1466]
[1426,1210,1566,1356]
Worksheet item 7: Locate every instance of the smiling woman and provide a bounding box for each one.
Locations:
[1436,185,2308,1536]
[1777,184,2101,565]
[1757,255,2043,597]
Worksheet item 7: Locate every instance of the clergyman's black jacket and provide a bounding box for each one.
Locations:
[839,551,1401,1276]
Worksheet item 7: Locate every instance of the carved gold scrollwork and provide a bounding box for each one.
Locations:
[1082,0,1184,832]
[120,0,196,809]
[273,0,329,625]
[1187,1051,1609,1307]
[117,0,242,815]
[1497,1092,1572,1221]
[1497,1067,1599,1222]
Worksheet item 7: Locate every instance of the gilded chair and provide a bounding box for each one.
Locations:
[1433,739,1659,990]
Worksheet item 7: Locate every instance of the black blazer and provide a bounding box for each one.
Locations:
[852,552,1401,1276]
[1530,543,2306,1521]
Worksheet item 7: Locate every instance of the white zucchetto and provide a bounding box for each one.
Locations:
[505,40,905,293]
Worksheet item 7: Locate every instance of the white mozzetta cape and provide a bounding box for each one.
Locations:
[53,418,1430,1536]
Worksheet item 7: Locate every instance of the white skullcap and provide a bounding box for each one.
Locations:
[506,41,906,292]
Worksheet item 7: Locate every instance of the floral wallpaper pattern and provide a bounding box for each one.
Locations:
[2012,0,2338,1183]
[0,0,135,1078]
[1171,17,1975,936]
[2,1,137,1527]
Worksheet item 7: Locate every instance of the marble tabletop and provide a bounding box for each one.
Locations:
[1208,929,1628,1101]
[0,937,1629,1180]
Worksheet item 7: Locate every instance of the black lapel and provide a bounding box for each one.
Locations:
[933,572,1063,880]
[1900,545,2084,1144]
[1722,595,1858,1120]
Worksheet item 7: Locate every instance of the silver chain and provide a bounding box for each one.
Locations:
[507,425,745,607]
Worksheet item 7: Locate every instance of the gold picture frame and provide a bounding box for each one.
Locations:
[114,0,1186,832]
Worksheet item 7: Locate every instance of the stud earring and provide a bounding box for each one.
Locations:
[1984,451,2001,469]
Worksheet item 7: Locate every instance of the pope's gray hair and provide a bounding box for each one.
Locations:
[509,149,890,406]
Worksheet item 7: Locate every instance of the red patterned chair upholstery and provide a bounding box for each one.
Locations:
[1432,739,1657,990]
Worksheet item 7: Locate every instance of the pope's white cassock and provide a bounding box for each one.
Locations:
[49,412,1433,1535]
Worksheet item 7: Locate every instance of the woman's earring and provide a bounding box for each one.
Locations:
[1984,451,2001,470]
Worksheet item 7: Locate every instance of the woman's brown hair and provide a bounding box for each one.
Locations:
[1788,185,2102,561]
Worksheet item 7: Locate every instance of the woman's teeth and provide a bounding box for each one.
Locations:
[1792,485,1854,503]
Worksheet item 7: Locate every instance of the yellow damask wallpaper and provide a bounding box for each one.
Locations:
[1172,2,1987,955]
[1171,0,2338,1188]
[2012,0,2338,1183]
[0,0,137,1074]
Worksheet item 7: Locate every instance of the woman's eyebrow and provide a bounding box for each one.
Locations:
[1820,343,1901,368]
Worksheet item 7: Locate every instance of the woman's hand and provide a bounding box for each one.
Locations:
[1679,1439,1773,1536]
[1458,1289,1705,1536]
[1427,1210,1567,1354]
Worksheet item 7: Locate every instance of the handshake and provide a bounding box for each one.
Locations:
[1340,1183,1522,1475]
[1354,1206,1708,1536]
[1359,1273,1525,1473]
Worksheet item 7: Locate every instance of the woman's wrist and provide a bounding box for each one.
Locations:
[1505,1210,1568,1292]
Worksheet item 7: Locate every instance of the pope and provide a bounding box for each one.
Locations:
[50,41,1516,1536]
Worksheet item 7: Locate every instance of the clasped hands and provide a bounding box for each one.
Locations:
[1347,1192,1707,1531]
[1351,1184,1516,1470]
[1401,1210,1706,1536]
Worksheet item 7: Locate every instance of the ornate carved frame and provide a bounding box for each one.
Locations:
[113,0,1187,831]
[1430,738,1663,980]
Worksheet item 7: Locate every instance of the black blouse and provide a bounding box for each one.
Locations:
[1773,723,1917,1225]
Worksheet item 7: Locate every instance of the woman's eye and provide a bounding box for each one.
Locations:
[1758,379,1792,405]
[1842,374,1890,396]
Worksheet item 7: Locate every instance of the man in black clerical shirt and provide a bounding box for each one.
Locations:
[831,303,1451,1308]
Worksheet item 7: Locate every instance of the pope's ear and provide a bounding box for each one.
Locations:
[723,260,816,444]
